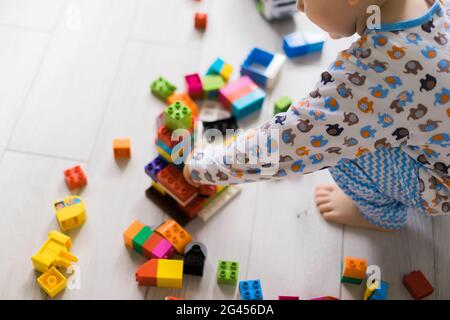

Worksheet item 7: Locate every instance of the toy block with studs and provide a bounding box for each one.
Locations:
[367,281,389,300]
[194,12,207,30]
[183,242,207,276]
[283,31,326,58]
[156,219,192,254]
[164,101,193,131]
[123,220,145,249]
[156,165,198,206]
[136,259,183,289]
[341,256,367,284]
[145,155,168,181]
[207,58,233,82]
[151,77,177,101]
[274,96,292,114]
[216,260,239,285]
[37,266,67,298]
[113,138,131,159]
[167,92,200,116]
[203,75,225,99]
[239,280,263,300]
[185,73,203,99]
[64,166,87,191]
[31,231,78,273]
[54,196,86,232]
[403,270,434,300]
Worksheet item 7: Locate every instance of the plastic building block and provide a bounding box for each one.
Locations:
[142,232,175,260]
[178,196,207,219]
[274,96,292,114]
[123,220,145,249]
[156,145,172,163]
[258,0,298,20]
[31,231,78,273]
[37,266,67,298]
[136,259,158,286]
[403,271,434,300]
[233,89,266,119]
[132,226,153,254]
[198,185,217,197]
[136,259,183,289]
[216,260,239,285]
[203,75,225,99]
[145,155,168,181]
[164,101,193,131]
[64,165,87,190]
[278,296,299,300]
[203,117,239,136]
[157,125,190,150]
[151,77,177,101]
[156,219,193,254]
[240,47,286,89]
[113,138,131,159]
[341,256,367,284]
[368,281,389,300]
[207,58,233,82]
[363,280,378,300]
[239,280,263,300]
[195,12,207,30]
[54,196,86,232]
[183,242,207,276]
[185,73,203,100]
[283,31,326,58]
[167,92,199,116]
[156,165,198,206]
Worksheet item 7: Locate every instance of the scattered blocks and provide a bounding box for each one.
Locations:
[145,155,168,181]
[64,166,87,191]
[239,280,263,300]
[151,77,177,101]
[183,242,207,276]
[167,92,200,116]
[113,138,131,159]
[37,266,67,298]
[219,76,265,119]
[403,271,434,300]
[156,165,198,206]
[136,259,184,289]
[274,96,292,114]
[207,58,233,82]
[31,231,78,273]
[185,73,203,100]
[195,12,207,30]
[203,75,225,99]
[164,101,193,131]
[216,260,239,285]
[278,296,299,300]
[156,219,193,254]
[54,196,86,232]
[240,47,286,89]
[283,31,326,58]
[367,281,389,300]
[341,256,367,285]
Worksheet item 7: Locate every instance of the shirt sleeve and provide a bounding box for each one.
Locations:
[187,46,410,185]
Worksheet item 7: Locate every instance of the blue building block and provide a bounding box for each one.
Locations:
[283,31,326,58]
[145,156,168,181]
[239,280,263,300]
[368,281,389,300]
[232,89,265,119]
[207,58,224,75]
[240,48,285,89]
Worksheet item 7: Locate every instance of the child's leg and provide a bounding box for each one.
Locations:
[315,147,424,230]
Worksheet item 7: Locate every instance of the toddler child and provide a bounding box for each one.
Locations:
[185,0,450,231]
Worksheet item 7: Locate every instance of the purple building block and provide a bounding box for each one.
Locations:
[145,155,168,181]
[185,73,203,99]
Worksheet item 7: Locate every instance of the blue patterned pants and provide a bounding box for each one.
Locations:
[329,147,425,230]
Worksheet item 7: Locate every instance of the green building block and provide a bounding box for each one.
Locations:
[164,101,193,131]
[341,276,363,285]
[132,226,153,254]
[216,260,239,285]
[151,77,177,101]
[274,96,292,114]
[203,75,225,99]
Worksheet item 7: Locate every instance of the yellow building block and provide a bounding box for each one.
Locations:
[221,63,233,82]
[156,259,183,289]
[31,231,78,273]
[152,181,167,196]
[123,220,145,249]
[364,280,378,300]
[54,196,87,232]
[156,146,172,163]
[37,266,67,298]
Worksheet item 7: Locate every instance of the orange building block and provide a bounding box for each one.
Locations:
[113,138,131,159]
[64,166,87,190]
[136,259,158,286]
[195,13,207,30]
[123,220,145,249]
[342,256,367,280]
[156,219,192,254]
[167,92,200,116]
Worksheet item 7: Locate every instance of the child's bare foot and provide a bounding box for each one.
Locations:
[314,184,388,231]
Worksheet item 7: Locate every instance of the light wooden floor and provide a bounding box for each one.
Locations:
[0,0,449,300]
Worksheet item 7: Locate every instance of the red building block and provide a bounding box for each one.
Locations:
[136,260,158,286]
[403,271,434,300]
[64,166,87,190]
[178,196,207,219]
[195,13,207,30]
[156,165,198,205]
[198,185,217,197]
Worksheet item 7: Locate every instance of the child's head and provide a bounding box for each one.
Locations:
[297,0,385,38]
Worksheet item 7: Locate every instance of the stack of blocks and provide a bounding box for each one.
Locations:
[341,256,367,285]
[219,76,266,119]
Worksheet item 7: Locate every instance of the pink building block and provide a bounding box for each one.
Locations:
[218,76,256,110]
[279,296,300,300]
[185,73,203,99]
[152,238,175,259]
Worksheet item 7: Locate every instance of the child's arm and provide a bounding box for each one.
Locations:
[186,47,407,185]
